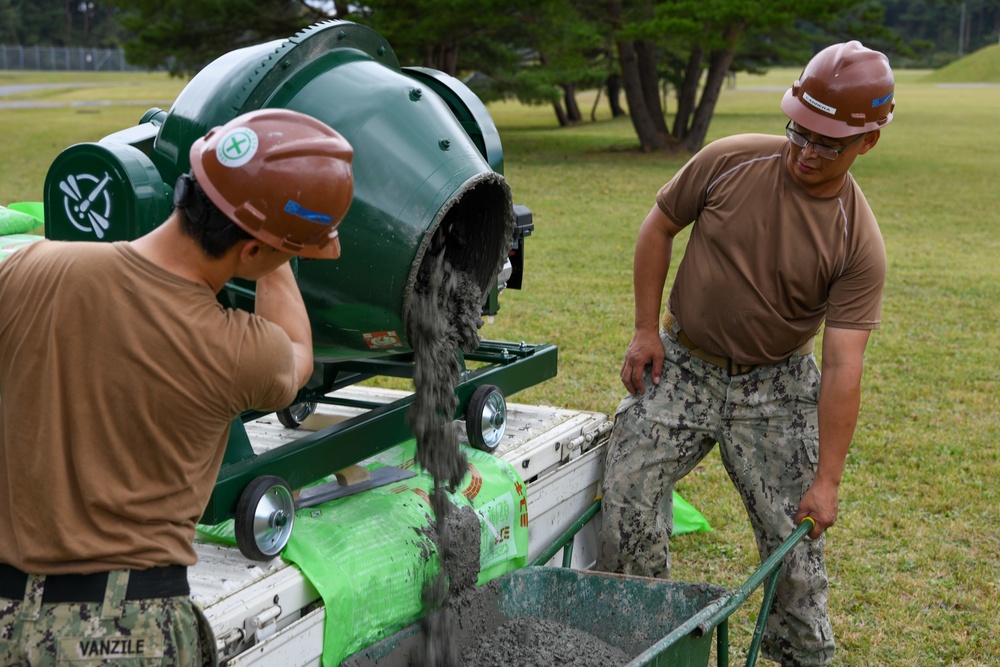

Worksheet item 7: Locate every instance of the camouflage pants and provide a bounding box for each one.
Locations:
[597,325,835,667]
[0,569,216,666]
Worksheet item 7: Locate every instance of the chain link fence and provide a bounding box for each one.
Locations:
[0,45,143,72]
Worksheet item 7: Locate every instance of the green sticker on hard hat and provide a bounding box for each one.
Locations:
[216,127,259,168]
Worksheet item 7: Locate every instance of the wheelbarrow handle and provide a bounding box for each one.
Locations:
[624,518,817,667]
[693,517,816,638]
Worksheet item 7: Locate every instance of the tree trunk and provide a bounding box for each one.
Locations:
[563,83,582,123]
[635,40,668,137]
[606,73,625,117]
[64,0,73,43]
[552,99,569,127]
[672,46,703,140]
[423,44,458,75]
[439,43,459,76]
[606,0,666,151]
[617,38,668,151]
[681,28,743,152]
[590,84,603,122]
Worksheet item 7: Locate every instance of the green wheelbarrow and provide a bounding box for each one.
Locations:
[343,500,816,667]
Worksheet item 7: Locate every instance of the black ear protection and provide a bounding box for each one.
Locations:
[174,173,206,224]
[173,173,229,230]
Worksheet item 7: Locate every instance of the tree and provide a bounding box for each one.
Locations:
[603,0,672,150]
[65,0,969,150]
[604,0,884,153]
[878,0,1000,64]
[349,0,527,77]
[0,0,20,44]
[508,0,607,125]
[4,0,125,47]
[105,0,333,74]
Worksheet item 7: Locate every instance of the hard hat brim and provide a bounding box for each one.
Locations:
[781,88,852,138]
[781,87,894,139]
[287,234,341,260]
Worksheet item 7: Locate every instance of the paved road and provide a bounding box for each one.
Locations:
[0,83,92,96]
[0,83,80,107]
[0,82,170,109]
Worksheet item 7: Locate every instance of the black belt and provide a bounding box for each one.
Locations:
[663,312,815,377]
[0,563,189,604]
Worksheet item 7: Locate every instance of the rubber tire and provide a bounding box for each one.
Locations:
[465,384,507,453]
[234,475,295,561]
[277,401,317,429]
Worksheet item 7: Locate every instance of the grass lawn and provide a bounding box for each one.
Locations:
[2,65,997,665]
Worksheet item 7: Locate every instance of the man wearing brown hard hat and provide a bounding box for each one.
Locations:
[0,109,353,664]
[598,42,894,666]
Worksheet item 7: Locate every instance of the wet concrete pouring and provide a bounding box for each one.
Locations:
[401,208,632,666]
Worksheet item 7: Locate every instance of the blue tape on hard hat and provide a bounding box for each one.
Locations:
[872,92,894,108]
[284,200,332,225]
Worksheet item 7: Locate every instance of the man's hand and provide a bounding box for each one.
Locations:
[621,328,664,396]
[624,205,684,396]
[796,478,839,539]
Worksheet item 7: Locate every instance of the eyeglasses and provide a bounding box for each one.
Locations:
[785,120,866,160]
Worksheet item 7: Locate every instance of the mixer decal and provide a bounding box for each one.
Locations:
[363,330,402,349]
[59,172,113,239]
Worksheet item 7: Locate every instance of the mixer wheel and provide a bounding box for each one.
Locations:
[277,401,318,429]
[235,475,296,561]
[465,384,507,453]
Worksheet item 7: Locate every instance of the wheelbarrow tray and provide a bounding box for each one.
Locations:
[342,566,728,667]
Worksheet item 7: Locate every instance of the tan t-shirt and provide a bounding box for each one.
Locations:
[0,241,298,573]
[656,134,886,365]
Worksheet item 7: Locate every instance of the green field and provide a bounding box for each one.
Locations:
[2,62,998,665]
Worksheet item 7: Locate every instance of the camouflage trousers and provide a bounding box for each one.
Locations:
[0,569,216,666]
[597,325,835,667]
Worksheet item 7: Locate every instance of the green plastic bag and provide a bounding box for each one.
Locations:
[198,440,529,666]
[0,203,43,235]
[673,490,712,535]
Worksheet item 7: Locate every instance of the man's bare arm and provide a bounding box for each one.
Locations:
[796,326,870,538]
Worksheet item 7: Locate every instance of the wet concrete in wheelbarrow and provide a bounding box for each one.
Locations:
[459,616,631,666]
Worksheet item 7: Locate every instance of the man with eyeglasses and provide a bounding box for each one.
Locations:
[598,42,894,667]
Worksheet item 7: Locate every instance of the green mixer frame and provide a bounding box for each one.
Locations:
[209,340,557,559]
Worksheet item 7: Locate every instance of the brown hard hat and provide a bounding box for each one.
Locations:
[189,109,354,259]
[781,41,895,138]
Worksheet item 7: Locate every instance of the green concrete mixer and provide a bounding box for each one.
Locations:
[41,20,556,560]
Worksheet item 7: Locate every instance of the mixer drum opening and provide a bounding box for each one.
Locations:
[404,171,515,345]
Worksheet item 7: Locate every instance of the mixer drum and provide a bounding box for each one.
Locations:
[43,20,516,361]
